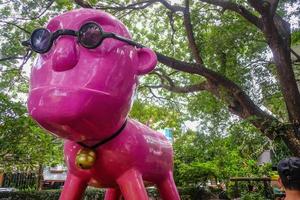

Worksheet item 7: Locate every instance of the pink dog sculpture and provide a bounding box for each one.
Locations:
[26,9,180,200]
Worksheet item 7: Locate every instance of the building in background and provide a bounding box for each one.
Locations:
[257,150,273,166]
[160,128,173,143]
[42,165,66,189]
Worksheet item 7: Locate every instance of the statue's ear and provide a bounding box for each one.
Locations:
[136,48,157,75]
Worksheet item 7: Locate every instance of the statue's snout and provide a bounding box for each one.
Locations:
[52,37,78,72]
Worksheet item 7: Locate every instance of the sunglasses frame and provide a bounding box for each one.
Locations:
[22,22,144,54]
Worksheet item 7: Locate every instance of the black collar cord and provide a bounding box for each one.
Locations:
[77,119,127,149]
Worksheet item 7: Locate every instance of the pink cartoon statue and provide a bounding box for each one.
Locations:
[23,9,180,200]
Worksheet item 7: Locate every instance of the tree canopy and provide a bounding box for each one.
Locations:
[0,0,299,186]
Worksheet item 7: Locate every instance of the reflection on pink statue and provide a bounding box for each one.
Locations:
[27,8,180,200]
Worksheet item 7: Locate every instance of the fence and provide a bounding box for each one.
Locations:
[1,173,37,190]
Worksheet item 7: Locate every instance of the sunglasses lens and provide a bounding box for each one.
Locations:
[31,29,51,53]
[79,23,103,48]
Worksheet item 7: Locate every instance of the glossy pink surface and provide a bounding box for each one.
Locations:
[28,9,180,200]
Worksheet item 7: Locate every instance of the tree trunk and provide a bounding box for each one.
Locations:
[36,164,43,190]
[262,15,300,136]
[281,128,300,156]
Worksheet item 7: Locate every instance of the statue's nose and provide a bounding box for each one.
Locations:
[52,38,78,71]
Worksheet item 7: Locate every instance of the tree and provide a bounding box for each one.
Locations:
[0,93,63,171]
[78,0,300,155]
[0,0,300,157]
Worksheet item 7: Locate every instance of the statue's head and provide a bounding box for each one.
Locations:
[27,9,157,142]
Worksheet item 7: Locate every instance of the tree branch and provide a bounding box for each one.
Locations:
[19,50,33,71]
[0,50,32,74]
[269,0,279,17]
[0,56,25,62]
[150,70,208,93]
[248,0,278,17]
[0,20,30,34]
[247,0,265,14]
[155,51,280,139]
[183,0,203,64]
[151,70,175,87]
[291,48,300,62]
[94,0,184,13]
[143,86,180,105]
[154,52,300,155]
[30,0,56,20]
[161,81,208,93]
[156,0,185,12]
[199,0,263,29]
[247,0,279,17]
[96,1,151,11]
[74,0,92,8]
[16,0,55,21]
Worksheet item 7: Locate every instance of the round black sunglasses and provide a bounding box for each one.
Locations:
[22,22,144,53]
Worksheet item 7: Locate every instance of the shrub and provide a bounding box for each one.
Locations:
[0,187,199,200]
[240,192,266,200]
[0,189,103,200]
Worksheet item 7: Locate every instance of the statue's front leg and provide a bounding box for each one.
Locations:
[59,173,87,200]
[117,169,148,200]
[104,188,121,200]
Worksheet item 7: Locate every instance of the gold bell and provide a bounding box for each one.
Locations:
[75,148,97,169]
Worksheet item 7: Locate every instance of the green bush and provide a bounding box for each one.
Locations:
[0,189,103,200]
[240,192,266,200]
[0,187,198,200]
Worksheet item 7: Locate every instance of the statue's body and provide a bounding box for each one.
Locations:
[27,9,180,200]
